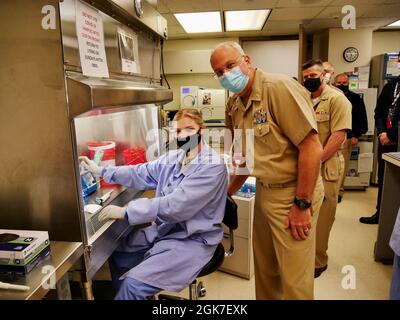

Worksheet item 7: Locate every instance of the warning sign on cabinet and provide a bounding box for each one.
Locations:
[117,27,140,74]
[75,0,109,78]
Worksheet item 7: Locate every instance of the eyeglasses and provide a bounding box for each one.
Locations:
[213,56,244,79]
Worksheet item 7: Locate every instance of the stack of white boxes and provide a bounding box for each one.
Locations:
[219,194,255,279]
[355,66,370,89]
[345,141,374,188]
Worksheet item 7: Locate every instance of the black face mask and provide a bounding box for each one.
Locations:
[304,77,321,93]
[336,84,349,93]
[176,130,201,153]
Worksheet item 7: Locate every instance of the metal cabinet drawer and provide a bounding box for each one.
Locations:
[223,217,251,239]
[232,195,254,220]
[220,236,254,279]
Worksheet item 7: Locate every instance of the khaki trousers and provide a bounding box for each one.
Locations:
[253,176,324,300]
[338,139,352,197]
[315,154,345,268]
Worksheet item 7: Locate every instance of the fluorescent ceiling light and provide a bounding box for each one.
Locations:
[174,12,222,33]
[386,19,400,27]
[224,9,271,32]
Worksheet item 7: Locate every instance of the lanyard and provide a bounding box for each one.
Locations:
[392,82,400,107]
[387,82,400,129]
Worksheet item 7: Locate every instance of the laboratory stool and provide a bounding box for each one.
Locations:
[158,195,238,300]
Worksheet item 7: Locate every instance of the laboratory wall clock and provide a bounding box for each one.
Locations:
[343,47,359,63]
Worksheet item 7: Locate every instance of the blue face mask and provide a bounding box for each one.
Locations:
[218,66,249,94]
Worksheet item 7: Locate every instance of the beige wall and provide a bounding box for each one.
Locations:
[312,30,329,62]
[163,37,239,110]
[163,31,400,110]
[312,28,400,76]
[164,38,239,51]
[243,40,299,77]
[327,28,373,75]
[372,31,400,57]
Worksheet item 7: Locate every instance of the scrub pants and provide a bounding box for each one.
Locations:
[390,254,400,300]
[109,249,162,300]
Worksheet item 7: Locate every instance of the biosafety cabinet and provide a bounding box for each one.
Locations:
[0,0,172,291]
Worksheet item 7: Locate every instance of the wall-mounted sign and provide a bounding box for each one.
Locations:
[75,0,109,78]
[385,53,400,79]
[117,27,140,74]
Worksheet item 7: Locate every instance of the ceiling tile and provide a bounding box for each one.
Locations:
[162,0,221,13]
[357,17,400,28]
[358,4,400,18]
[157,0,171,14]
[329,0,391,5]
[161,0,400,38]
[264,20,302,32]
[168,25,186,34]
[269,7,323,20]
[314,6,345,19]
[221,0,277,11]
[384,18,400,27]
[315,5,370,19]
[161,13,180,26]
[305,18,343,31]
[314,3,400,20]
[276,0,332,7]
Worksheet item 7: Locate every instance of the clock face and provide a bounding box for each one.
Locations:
[343,47,359,63]
[134,0,144,17]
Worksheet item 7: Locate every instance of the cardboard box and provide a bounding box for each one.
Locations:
[358,153,374,173]
[358,141,373,153]
[355,66,370,80]
[358,80,369,89]
[0,230,50,262]
[0,246,51,275]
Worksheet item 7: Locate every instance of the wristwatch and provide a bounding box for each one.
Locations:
[294,197,312,210]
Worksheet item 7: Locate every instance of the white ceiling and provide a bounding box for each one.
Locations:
[156,0,400,39]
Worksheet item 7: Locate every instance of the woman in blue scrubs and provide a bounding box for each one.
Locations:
[80,108,228,300]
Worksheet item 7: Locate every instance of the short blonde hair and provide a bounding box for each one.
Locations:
[173,108,204,127]
[323,61,334,73]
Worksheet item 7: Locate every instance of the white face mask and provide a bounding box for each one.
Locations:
[324,73,332,84]
[324,72,332,84]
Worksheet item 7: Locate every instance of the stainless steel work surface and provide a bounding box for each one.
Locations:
[382,152,400,167]
[0,241,83,300]
[375,152,400,263]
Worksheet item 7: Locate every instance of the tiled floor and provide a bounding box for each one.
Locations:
[160,186,393,300]
[314,186,392,300]
[94,186,394,300]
